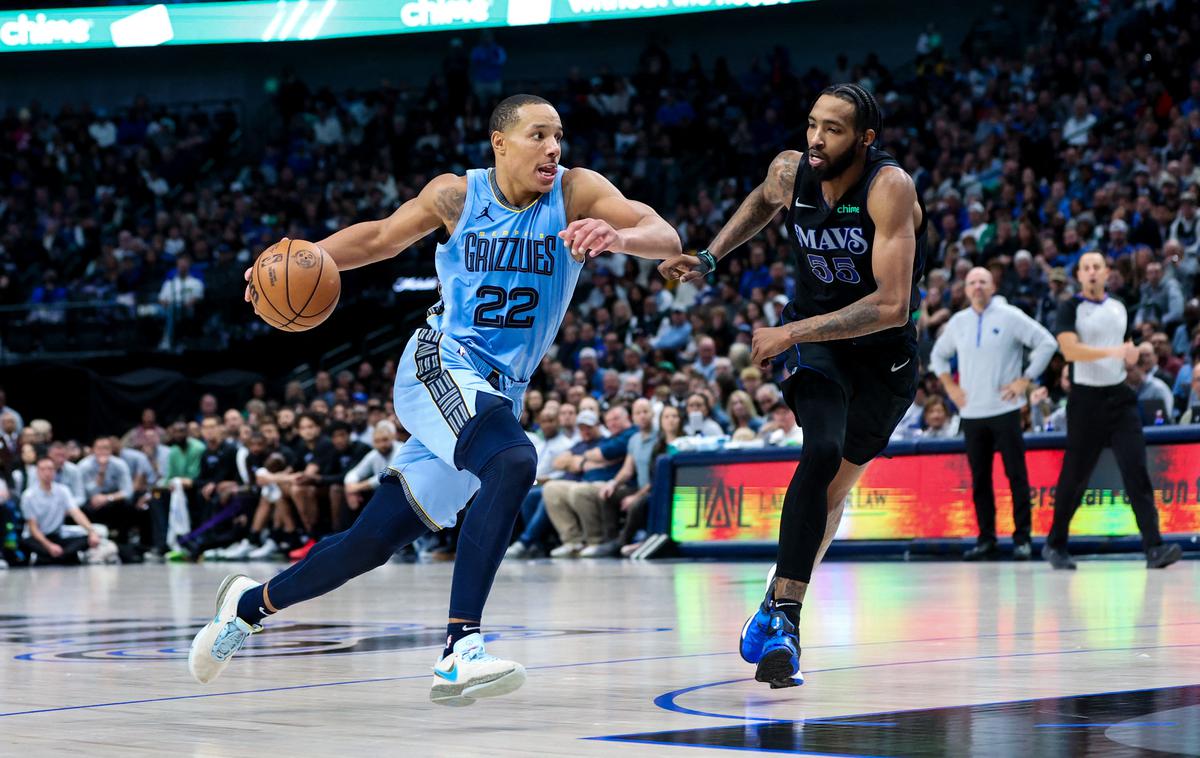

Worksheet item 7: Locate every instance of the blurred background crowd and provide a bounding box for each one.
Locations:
[2,0,1199,567]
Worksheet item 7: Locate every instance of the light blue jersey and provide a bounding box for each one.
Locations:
[426,166,582,382]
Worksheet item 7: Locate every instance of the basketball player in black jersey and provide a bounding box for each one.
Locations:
[660,84,926,688]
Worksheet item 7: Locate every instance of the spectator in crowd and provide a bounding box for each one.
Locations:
[48,441,85,508]
[1136,262,1185,330]
[77,436,136,544]
[288,413,336,557]
[323,421,370,531]
[508,405,577,559]
[725,390,762,434]
[158,255,204,349]
[692,337,719,382]
[919,397,959,439]
[1179,365,1200,423]
[619,404,683,557]
[590,398,657,557]
[343,421,399,512]
[682,393,724,437]
[19,457,100,566]
[1030,364,1071,433]
[760,403,803,447]
[0,388,23,433]
[542,406,634,557]
[1129,343,1175,423]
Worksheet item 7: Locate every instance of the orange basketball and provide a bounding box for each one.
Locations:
[249,238,340,332]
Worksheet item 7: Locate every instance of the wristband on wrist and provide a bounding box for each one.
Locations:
[696,250,717,275]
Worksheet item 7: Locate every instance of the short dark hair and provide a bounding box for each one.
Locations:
[819,83,883,136]
[489,94,552,134]
[327,421,351,436]
[297,412,323,429]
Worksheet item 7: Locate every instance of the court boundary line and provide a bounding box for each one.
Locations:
[650,645,1200,722]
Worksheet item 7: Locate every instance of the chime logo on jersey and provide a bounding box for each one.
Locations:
[793,225,869,255]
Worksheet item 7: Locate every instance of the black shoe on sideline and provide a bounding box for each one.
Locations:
[1146,543,1183,569]
[963,541,1000,561]
[1042,544,1077,570]
[1012,542,1033,561]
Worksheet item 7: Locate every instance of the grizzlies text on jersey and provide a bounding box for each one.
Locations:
[783,146,927,346]
[427,166,583,381]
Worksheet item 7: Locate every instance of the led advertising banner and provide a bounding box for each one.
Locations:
[670,442,1200,544]
[0,0,803,53]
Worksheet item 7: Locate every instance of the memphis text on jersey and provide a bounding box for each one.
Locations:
[463,230,558,276]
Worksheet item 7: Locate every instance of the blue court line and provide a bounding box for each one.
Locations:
[585,736,883,758]
[652,642,1200,722]
[0,649,731,719]
[1035,722,1177,728]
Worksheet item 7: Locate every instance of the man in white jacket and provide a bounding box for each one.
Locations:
[931,267,1058,560]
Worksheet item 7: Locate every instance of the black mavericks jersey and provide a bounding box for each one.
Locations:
[784,146,927,345]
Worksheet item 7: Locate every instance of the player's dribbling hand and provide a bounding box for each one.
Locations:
[559,219,621,262]
[245,238,292,302]
[658,254,705,283]
[751,325,794,370]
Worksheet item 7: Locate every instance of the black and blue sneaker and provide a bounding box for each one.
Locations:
[755,610,803,689]
[738,564,776,663]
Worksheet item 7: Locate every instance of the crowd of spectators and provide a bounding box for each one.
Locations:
[4,0,1200,565]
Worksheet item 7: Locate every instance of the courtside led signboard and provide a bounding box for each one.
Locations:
[0,0,803,52]
[670,442,1200,544]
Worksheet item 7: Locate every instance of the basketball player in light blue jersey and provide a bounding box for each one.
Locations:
[188,95,680,705]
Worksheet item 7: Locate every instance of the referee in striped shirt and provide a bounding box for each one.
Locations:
[1044,252,1182,570]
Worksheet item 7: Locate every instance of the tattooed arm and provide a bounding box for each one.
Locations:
[312,174,465,271]
[659,150,799,283]
[750,168,917,366]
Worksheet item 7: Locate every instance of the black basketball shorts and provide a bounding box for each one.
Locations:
[781,338,918,465]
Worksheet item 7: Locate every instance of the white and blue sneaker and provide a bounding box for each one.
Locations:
[429,633,526,707]
[755,610,804,689]
[739,563,776,663]
[187,574,262,684]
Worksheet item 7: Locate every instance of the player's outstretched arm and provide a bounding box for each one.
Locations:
[750,167,916,367]
[659,150,800,283]
[317,174,465,271]
[559,168,681,262]
[242,175,465,302]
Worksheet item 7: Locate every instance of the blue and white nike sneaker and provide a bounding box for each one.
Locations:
[188,574,262,684]
[739,563,776,663]
[755,610,804,689]
[430,633,526,707]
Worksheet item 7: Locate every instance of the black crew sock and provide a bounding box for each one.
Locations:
[771,599,801,629]
[443,621,481,658]
[236,584,271,625]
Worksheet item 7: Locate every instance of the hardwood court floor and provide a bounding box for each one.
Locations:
[1,556,1198,756]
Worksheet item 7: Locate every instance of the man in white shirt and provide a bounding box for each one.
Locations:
[48,441,85,508]
[931,267,1057,560]
[20,457,100,565]
[1062,96,1097,147]
[343,421,400,511]
[158,255,204,349]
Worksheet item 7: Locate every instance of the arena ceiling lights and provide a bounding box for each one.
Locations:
[0,0,803,53]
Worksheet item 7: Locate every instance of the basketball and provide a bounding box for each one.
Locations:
[249,238,340,332]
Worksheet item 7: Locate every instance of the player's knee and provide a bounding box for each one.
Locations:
[803,435,844,476]
[455,393,529,476]
[491,443,537,490]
